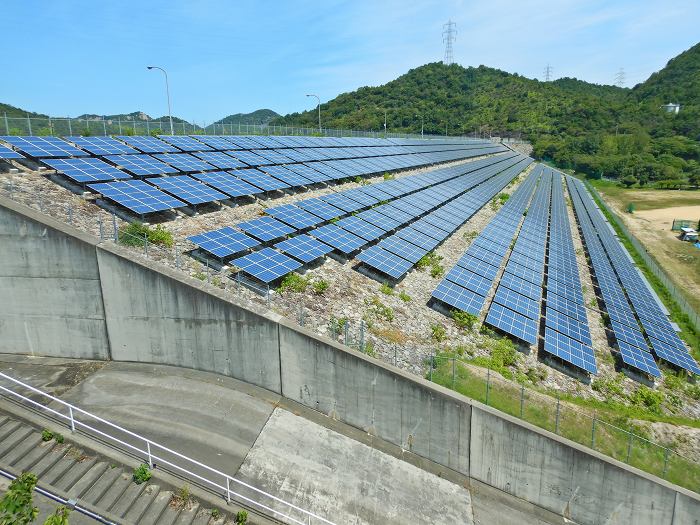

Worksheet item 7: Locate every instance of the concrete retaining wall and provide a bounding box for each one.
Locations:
[1,196,698,525]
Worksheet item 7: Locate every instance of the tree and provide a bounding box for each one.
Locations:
[621,175,638,188]
[43,506,70,525]
[0,472,38,525]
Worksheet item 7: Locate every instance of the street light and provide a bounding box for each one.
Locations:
[306,94,321,133]
[415,113,424,138]
[147,66,174,135]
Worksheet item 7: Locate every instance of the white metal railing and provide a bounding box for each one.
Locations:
[0,371,336,525]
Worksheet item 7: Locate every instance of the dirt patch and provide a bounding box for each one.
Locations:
[641,421,700,463]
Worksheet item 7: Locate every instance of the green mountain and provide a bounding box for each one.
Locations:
[215,109,280,125]
[0,102,48,119]
[273,43,700,186]
[76,111,190,124]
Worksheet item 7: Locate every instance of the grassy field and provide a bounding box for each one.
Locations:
[429,357,700,493]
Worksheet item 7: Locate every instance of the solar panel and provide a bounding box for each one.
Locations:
[648,339,700,375]
[284,163,329,184]
[154,153,215,173]
[311,224,366,254]
[231,247,302,283]
[546,292,588,324]
[43,157,131,183]
[64,136,139,155]
[445,267,492,296]
[275,234,333,263]
[191,171,263,197]
[0,143,24,159]
[191,136,240,150]
[265,204,323,229]
[486,303,538,345]
[336,216,385,241]
[356,245,415,279]
[228,150,269,167]
[377,236,428,264]
[237,216,295,242]
[356,209,402,232]
[187,226,259,258]
[230,168,289,191]
[104,154,180,176]
[260,165,310,187]
[494,287,540,320]
[610,320,648,349]
[431,280,484,315]
[0,136,88,157]
[617,340,661,378]
[320,193,365,213]
[149,175,228,205]
[545,308,592,346]
[296,198,344,220]
[395,227,441,251]
[88,180,186,214]
[543,327,597,374]
[116,135,179,153]
[158,135,213,151]
[192,151,247,169]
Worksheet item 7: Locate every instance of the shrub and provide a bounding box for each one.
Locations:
[54,433,64,444]
[526,367,547,383]
[132,463,152,485]
[383,172,394,180]
[687,384,700,400]
[365,297,394,322]
[119,222,173,248]
[630,386,664,414]
[489,337,517,368]
[379,282,394,295]
[0,472,38,524]
[430,264,444,278]
[211,508,221,519]
[41,429,54,442]
[430,323,447,342]
[398,291,411,302]
[626,202,636,213]
[452,310,478,330]
[277,273,309,293]
[364,342,377,357]
[235,510,248,524]
[312,279,329,294]
[43,505,71,525]
[592,374,625,399]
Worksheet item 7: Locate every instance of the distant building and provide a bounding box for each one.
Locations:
[660,103,681,114]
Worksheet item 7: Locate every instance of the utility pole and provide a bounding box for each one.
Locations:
[614,67,626,88]
[544,63,553,82]
[442,20,457,65]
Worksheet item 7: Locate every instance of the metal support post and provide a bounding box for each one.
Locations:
[626,432,633,463]
[555,396,560,434]
[112,213,118,241]
[146,442,153,468]
[68,407,75,432]
[68,118,72,136]
[591,415,597,449]
[485,368,491,405]
[520,385,525,418]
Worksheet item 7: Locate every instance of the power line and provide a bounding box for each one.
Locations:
[614,67,626,87]
[442,20,457,65]
[544,63,553,82]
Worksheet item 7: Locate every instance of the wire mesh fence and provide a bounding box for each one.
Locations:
[425,353,700,493]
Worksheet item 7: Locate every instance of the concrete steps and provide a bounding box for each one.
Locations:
[0,412,236,525]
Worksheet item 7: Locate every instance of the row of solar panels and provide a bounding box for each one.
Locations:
[0,134,495,159]
[567,177,699,376]
[186,154,530,284]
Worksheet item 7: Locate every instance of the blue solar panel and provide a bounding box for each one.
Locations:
[546,292,588,324]
[494,287,540,320]
[617,340,661,378]
[116,136,179,153]
[648,339,700,374]
[445,267,492,296]
[88,180,186,214]
[265,204,323,229]
[158,135,213,151]
[610,320,648,349]
[260,165,310,187]
[191,136,239,150]
[0,143,24,159]
[192,151,247,169]
[356,245,415,279]
[545,307,592,346]
[395,227,441,251]
[237,216,295,242]
[229,150,269,167]
[191,171,263,197]
[43,157,131,183]
[296,198,344,220]
[500,272,542,301]
[230,168,289,191]
[336,216,385,241]
[431,280,484,315]
[285,164,329,184]
[356,209,402,232]
[65,136,139,155]
[320,193,365,213]
[0,136,88,157]
[149,175,228,205]
[377,236,428,264]
[104,154,180,176]
[311,224,366,254]
[455,254,500,280]
[485,303,538,345]
[231,247,302,283]
[543,327,597,374]
[154,153,215,173]
[187,226,259,258]
[274,234,332,263]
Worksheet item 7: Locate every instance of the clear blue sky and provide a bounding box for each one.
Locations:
[4,0,699,123]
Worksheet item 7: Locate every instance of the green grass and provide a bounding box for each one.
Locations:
[590,179,700,211]
[429,357,700,493]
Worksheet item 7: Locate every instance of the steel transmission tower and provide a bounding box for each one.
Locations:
[614,67,626,87]
[544,63,553,81]
[442,20,457,65]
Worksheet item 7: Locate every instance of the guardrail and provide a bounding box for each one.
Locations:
[0,371,336,525]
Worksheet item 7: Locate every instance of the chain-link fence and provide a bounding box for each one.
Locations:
[585,182,700,332]
[425,353,700,493]
[0,113,513,141]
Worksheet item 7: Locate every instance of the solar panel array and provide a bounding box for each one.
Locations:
[484,170,552,346]
[568,176,699,376]
[41,158,131,183]
[431,165,542,316]
[87,180,186,214]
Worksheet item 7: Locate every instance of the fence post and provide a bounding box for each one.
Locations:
[102,117,107,136]
[67,205,73,224]
[429,351,433,381]
[118,118,122,134]
[266,284,270,306]
[344,321,349,346]
[144,234,148,257]
[555,396,560,434]
[68,406,75,432]
[359,320,365,351]
[3,112,8,134]
[98,217,104,240]
[662,448,670,478]
[112,213,118,241]
[485,368,491,405]
[68,117,72,136]
[519,384,525,418]
[452,356,456,388]
[226,478,231,503]
[591,414,597,449]
[626,432,633,463]
[146,441,153,468]
[48,117,53,136]
[27,114,32,136]
[146,120,150,134]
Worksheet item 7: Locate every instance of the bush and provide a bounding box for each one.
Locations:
[592,374,625,399]
[451,310,477,330]
[626,202,636,213]
[365,297,394,322]
[379,282,394,295]
[430,264,444,278]
[277,273,309,293]
[0,472,38,524]
[211,508,221,519]
[119,222,173,248]
[630,386,664,414]
[235,510,248,524]
[398,291,411,302]
[43,505,71,525]
[430,323,446,342]
[383,172,394,180]
[312,279,329,294]
[526,367,547,383]
[489,338,517,368]
[41,429,54,442]
[132,463,152,485]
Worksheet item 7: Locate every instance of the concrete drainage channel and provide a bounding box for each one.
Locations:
[0,404,282,525]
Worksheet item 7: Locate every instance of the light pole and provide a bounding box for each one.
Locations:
[306,94,321,133]
[415,113,424,138]
[147,66,174,135]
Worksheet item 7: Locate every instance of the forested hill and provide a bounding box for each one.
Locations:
[273,43,700,187]
[215,109,279,125]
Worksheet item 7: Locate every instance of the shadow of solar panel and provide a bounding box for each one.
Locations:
[546,292,588,324]
[265,204,323,229]
[231,247,302,283]
[395,227,440,251]
[356,209,401,232]
[495,287,540,320]
[445,267,491,296]
[617,341,661,377]
[0,136,88,157]
[337,216,385,241]
[116,136,179,153]
[65,136,138,155]
[187,226,259,258]
[545,307,592,346]
[104,154,180,176]
[377,237,428,264]
[357,245,414,279]
[543,327,597,373]
[158,135,213,151]
[43,158,131,183]
[0,144,24,159]
[191,171,262,197]
[431,280,485,315]
[500,272,542,301]
[88,180,186,214]
[274,234,332,263]
[311,224,366,254]
[230,168,289,191]
[486,303,538,345]
[192,152,247,169]
[150,175,228,205]
[237,216,295,242]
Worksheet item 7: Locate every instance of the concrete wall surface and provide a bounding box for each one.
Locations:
[2,196,699,525]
